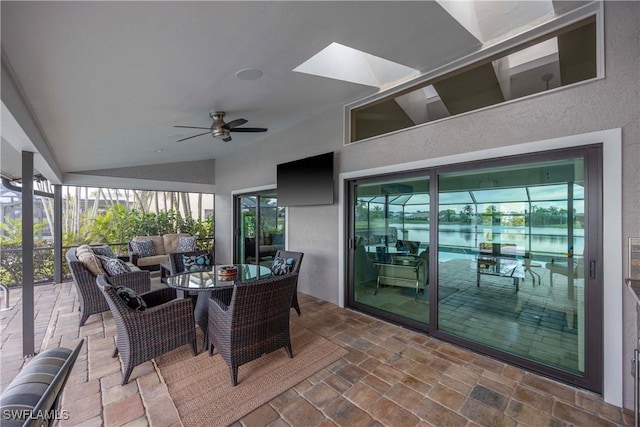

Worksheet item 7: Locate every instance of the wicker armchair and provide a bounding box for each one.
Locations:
[66,247,151,326]
[96,275,197,385]
[207,273,298,386]
[274,250,304,316]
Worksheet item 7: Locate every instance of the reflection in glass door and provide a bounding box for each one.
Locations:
[349,176,430,325]
[235,192,285,267]
[436,157,592,376]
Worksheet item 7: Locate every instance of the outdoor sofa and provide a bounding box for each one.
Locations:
[128,233,197,270]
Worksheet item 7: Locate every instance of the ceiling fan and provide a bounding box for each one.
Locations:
[174,111,267,142]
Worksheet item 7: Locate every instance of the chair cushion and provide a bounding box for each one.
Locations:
[177,236,197,252]
[272,257,294,275]
[98,256,132,276]
[76,245,106,276]
[131,240,155,257]
[182,253,212,271]
[163,233,190,254]
[92,245,116,258]
[115,286,147,311]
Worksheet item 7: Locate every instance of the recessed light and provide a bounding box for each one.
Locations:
[154,149,164,153]
[235,68,263,81]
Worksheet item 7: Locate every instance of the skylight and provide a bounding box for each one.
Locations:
[293,42,419,89]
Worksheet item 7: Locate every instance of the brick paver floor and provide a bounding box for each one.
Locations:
[0,281,633,426]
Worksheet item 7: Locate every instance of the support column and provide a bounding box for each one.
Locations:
[22,151,35,357]
[54,184,63,284]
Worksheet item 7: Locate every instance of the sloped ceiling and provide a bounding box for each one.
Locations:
[0,1,587,188]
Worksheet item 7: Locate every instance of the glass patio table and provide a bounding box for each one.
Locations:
[165,264,273,348]
[476,256,525,292]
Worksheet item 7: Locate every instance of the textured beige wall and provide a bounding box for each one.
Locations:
[215,0,639,406]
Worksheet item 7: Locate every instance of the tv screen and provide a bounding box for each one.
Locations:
[277,152,334,206]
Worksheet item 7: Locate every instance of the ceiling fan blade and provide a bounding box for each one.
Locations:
[174,125,211,130]
[222,136,232,142]
[176,132,210,142]
[222,118,248,130]
[229,127,268,133]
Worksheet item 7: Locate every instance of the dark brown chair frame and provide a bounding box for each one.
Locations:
[207,273,298,386]
[96,275,197,384]
[274,249,304,316]
[66,247,151,326]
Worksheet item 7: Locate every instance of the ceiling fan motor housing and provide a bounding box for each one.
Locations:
[210,111,230,139]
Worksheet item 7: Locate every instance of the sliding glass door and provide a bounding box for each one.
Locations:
[234,192,285,267]
[347,175,430,327]
[346,146,602,392]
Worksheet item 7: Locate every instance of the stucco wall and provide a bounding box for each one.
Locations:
[215,0,639,407]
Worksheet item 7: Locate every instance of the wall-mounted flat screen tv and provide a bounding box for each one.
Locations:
[277,152,334,206]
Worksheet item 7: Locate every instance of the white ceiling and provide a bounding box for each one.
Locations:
[0,1,584,185]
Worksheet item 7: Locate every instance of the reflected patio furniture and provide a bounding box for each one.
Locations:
[207,273,298,386]
[547,257,584,300]
[373,252,428,300]
[476,256,525,292]
[96,274,197,385]
[548,257,584,287]
[523,252,542,285]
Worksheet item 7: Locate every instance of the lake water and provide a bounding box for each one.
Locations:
[385,222,584,257]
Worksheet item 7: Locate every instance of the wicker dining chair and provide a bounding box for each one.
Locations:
[274,250,304,316]
[207,273,298,386]
[96,275,197,385]
[66,247,151,326]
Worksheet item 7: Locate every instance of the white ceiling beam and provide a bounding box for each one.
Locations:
[1,52,63,184]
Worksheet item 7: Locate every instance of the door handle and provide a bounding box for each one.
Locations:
[589,260,596,279]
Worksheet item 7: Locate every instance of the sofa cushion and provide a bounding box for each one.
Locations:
[133,235,164,256]
[130,239,155,257]
[177,235,197,252]
[163,233,190,254]
[136,254,170,267]
[76,244,106,276]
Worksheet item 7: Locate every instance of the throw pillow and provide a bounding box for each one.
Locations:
[272,257,294,276]
[92,245,116,258]
[131,240,155,257]
[115,286,147,311]
[177,236,197,252]
[76,245,106,276]
[98,255,131,276]
[182,253,212,271]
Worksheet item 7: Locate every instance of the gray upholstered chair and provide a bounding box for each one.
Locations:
[96,275,197,384]
[207,273,298,386]
[274,249,304,315]
[0,339,84,427]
